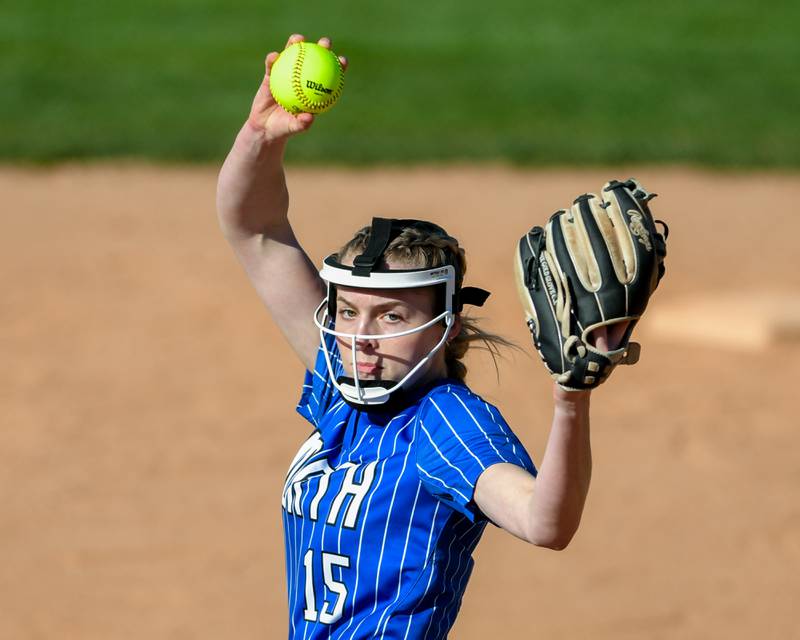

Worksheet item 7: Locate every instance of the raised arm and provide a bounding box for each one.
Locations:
[473,327,624,550]
[473,388,591,550]
[216,34,346,371]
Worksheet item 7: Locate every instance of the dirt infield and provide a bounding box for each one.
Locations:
[2,165,798,639]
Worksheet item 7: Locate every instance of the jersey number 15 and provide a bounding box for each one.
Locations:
[303,550,351,624]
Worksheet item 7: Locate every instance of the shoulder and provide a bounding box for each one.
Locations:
[413,379,535,522]
[413,381,516,457]
[418,380,505,429]
[414,379,534,472]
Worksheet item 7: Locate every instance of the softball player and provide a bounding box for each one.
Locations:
[217,34,613,640]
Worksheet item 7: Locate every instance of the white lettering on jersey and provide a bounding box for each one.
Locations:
[309,470,331,520]
[283,432,378,529]
[326,461,377,529]
[283,432,333,517]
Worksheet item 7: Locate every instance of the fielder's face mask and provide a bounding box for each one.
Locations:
[313,217,490,407]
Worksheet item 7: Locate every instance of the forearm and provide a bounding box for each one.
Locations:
[216,122,291,242]
[526,386,592,549]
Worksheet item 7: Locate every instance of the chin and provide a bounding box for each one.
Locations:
[358,373,389,382]
[349,370,401,383]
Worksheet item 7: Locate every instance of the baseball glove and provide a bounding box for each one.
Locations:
[514,178,668,390]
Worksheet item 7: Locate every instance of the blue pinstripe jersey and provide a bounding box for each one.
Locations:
[283,334,536,639]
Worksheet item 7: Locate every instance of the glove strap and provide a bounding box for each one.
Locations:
[557,339,642,390]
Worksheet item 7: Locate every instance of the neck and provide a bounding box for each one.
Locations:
[411,356,449,389]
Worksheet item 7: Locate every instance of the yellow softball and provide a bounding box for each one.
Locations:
[269,42,345,115]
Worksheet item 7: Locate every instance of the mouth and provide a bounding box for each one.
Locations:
[356,362,383,374]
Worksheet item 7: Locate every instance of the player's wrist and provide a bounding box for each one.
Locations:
[243,116,268,138]
[237,121,289,159]
[552,384,591,412]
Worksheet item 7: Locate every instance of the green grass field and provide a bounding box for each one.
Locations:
[2,0,798,166]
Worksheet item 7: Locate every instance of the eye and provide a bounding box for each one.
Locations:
[338,308,356,320]
[383,312,404,323]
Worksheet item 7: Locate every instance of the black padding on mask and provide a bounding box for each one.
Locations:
[338,217,492,315]
[456,286,491,311]
[352,218,395,277]
[326,283,338,318]
[351,217,441,277]
[337,376,443,413]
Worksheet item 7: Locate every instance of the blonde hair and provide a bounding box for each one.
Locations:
[337,221,517,382]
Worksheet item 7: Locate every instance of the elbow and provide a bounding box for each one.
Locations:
[526,525,578,551]
[530,534,573,551]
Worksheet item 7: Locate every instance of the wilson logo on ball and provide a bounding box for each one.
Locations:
[306,80,333,94]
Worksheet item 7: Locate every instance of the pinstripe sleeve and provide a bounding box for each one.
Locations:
[295,331,344,427]
[415,386,537,522]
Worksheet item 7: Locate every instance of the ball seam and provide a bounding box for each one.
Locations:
[292,43,344,112]
[290,44,306,114]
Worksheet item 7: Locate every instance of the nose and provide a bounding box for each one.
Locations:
[354,318,379,350]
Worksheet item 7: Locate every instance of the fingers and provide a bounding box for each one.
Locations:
[317,36,348,71]
[265,34,305,76]
[285,33,305,49]
[264,51,279,75]
[268,35,348,73]
[290,112,315,133]
[591,327,609,352]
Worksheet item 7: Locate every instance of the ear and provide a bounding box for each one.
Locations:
[447,314,462,342]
